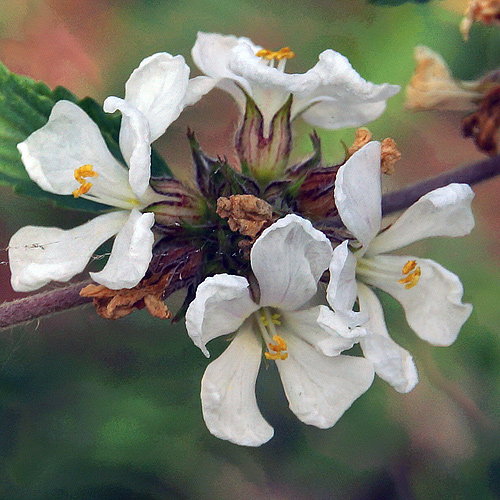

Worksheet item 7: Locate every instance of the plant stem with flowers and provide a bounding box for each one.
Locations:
[1,31,498,446]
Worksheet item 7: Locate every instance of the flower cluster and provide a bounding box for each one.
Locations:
[8,32,475,446]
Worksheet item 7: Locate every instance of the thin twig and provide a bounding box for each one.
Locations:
[0,281,92,330]
[382,153,500,216]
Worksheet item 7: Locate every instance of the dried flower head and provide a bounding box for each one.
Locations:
[461,0,500,41]
[216,195,274,239]
[406,46,482,112]
[462,86,500,156]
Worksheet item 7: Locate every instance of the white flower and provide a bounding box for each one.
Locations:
[192,32,400,132]
[327,141,475,393]
[186,214,374,447]
[9,53,209,292]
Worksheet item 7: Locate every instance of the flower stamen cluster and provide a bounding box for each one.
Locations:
[256,47,296,61]
[72,164,98,198]
[5,32,478,448]
[398,260,421,289]
[256,309,288,361]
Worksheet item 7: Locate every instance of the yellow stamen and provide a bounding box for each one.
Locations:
[260,312,282,326]
[398,260,421,289]
[260,313,269,327]
[264,334,288,361]
[256,47,295,61]
[73,164,98,198]
[402,260,417,274]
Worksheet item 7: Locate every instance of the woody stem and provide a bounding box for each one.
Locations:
[0,281,92,330]
[1,153,500,330]
[382,153,500,215]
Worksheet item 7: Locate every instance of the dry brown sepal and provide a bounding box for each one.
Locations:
[381,138,401,175]
[461,0,500,40]
[295,166,339,220]
[462,86,500,156]
[216,195,274,239]
[80,273,173,320]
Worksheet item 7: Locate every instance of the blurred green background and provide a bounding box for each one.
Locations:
[1,0,500,498]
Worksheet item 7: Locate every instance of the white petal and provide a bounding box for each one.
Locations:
[229,43,297,123]
[285,306,363,357]
[185,274,259,357]
[368,184,475,256]
[295,50,400,128]
[123,53,190,141]
[90,209,154,289]
[357,283,418,393]
[9,211,128,292]
[191,32,256,86]
[300,99,391,130]
[317,305,367,339]
[327,240,358,311]
[251,214,332,311]
[276,334,374,428]
[359,255,472,346]
[201,321,273,447]
[17,101,133,206]
[191,32,265,113]
[184,76,217,107]
[334,142,382,250]
[103,97,151,199]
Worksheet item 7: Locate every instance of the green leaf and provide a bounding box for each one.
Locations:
[0,62,171,213]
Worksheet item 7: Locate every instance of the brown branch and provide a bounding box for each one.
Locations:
[1,153,500,330]
[0,281,92,330]
[382,153,500,216]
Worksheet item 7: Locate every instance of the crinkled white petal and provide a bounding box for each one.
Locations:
[90,209,154,290]
[276,333,374,428]
[201,320,273,447]
[295,50,399,128]
[17,100,134,207]
[191,32,257,89]
[357,283,418,393]
[368,184,475,256]
[327,240,358,311]
[103,97,151,199]
[359,254,472,346]
[335,142,382,250]
[317,305,367,341]
[284,306,363,357]
[9,211,128,292]
[186,274,259,357]
[122,52,190,141]
[251,215,332,311]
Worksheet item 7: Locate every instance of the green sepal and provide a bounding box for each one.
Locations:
[188,129,260,201]
[235,92,293,186]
